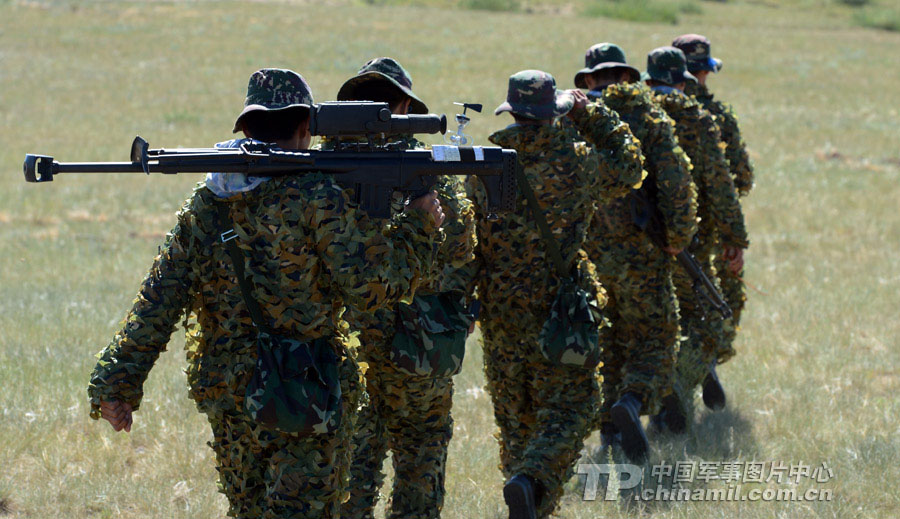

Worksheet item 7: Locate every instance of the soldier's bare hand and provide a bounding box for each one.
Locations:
[99,400,133,433]
[407,191,445,228]
[663,246,683,256]
[723,246,744,274]
[566,90,589,118]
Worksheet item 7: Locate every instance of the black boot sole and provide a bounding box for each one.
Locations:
[702,374,727,411]
[503,478,537,519]
[610,402,650,463]
[662,394,688,434]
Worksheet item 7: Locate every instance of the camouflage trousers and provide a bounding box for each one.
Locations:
[481,320,600,518]
[714,254,746,365]
[596,251,680,424]
[341,318,455,519]
[204,351,361,519]
[672,251,728,401]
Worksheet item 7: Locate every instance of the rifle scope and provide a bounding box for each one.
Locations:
[308,101,447,137]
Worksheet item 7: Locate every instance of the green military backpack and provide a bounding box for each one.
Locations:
[216,204,342,435]
[390,292,472,378]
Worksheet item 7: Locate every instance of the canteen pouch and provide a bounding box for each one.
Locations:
[538,279,603,369]
[390,293,472,378]
[244,334,342,435]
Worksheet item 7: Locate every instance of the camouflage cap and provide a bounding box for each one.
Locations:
[573,43,640,89]
[672,33,723,73]
[232,68,314,133]
[336,57,428,114]
[641,46,698,86]
[494,70,574,120]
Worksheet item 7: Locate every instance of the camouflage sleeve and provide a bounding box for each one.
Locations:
[645,111,698,252]
[87,206,197,418]
[440,175,487,303]
[696,114,749,248]
[434,175,476,270]
[309,181,438,312]
[570,102,646,201]
[714,101,754,196]
[433,175,477,295]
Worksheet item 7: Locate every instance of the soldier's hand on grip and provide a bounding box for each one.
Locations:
[407,191,445,228]
[566,89,589,118]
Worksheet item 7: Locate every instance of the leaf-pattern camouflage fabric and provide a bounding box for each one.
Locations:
[713,253,744,364]
[341,338,455,519]
[654,90,747,407]
[464,113,643,517]
[653,91,748,253]
[87,174,437,517]
[582,83,696,419]
[206,348,363,518]
[672,254,727,407]
[684,82,753,363]
[685,82,754,196]
[322,134,477,519]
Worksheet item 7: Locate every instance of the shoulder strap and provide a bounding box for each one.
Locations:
[215,203,273,334]
[514,164,570,277]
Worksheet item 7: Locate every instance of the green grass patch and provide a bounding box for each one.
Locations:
[853,5,900,31]
[581,0,701,24]
[462,0,522,12]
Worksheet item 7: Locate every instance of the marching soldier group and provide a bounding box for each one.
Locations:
[86,33,752,519]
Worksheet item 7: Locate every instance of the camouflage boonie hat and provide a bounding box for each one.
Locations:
[232,68,314,133]
[574,43,640,89]
[672,33,722,73]
[495,70,574,120]
[336,57,428,114]
[641,46,698,86]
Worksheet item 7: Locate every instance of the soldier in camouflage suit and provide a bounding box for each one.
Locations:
[643,48,748,423]
[674,34,753,377]
[467,70,644,519]
[326,58,477,519]
[573,43,698,456]
[87,69,445,519]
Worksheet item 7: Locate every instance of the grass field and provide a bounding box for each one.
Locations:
[1,0,899,517]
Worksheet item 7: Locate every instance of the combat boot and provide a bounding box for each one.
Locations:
[650,394,688,435]
[610,392,650,463]
[503,474,538,519]
[600,421,620,450]
[702,364,726,410]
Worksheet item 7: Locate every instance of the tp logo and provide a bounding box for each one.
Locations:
[577,464,643,501]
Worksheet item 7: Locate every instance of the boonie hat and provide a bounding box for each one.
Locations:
[641,46,698,86]
[574,43,641,88]
[495,70,574,120]
[672,33,723,73]
[232,68,314,133]
[336,57,428,114]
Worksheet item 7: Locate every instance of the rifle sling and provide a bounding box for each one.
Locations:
[215,203,273,334]
[514,164,570,277]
